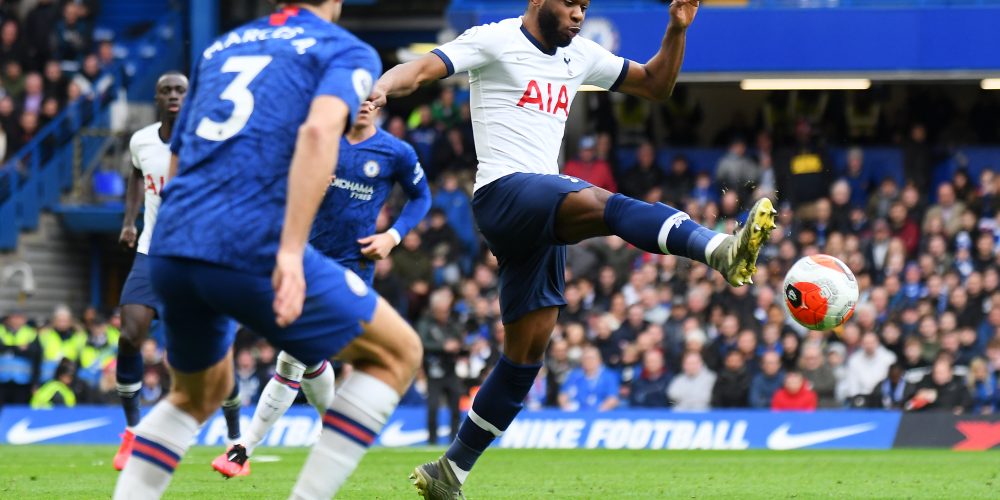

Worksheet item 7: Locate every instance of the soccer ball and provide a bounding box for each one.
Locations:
[783,254,859,330]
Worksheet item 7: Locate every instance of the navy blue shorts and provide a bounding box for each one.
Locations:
[149,246,378,373]
[472,173,593,324]
[120,253,162,316]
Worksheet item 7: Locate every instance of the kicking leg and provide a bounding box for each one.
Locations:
[113,303,155,471]
[216,350,317,477]
[289,298,422,499]
[558,187,777,286]
[114,350,234,499]
[414,307,556,499]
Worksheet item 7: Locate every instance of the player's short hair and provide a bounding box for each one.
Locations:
[157,71,188,85]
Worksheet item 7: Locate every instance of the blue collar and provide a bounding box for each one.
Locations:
[520,25,556,56]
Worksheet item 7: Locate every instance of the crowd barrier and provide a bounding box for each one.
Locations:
[2,406,997,450]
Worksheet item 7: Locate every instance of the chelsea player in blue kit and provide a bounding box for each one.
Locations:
[212,104,431,477]
[113,2,423,499]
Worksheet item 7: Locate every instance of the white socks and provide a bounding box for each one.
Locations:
[290,371,399,499]
[242,352,335,456]
[242,351,307,455]
[300,360,336,416]
[113,401,200,500]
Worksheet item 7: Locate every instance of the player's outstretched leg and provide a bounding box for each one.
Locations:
[413,308,556,500]
[113,304,156,471]
[566,188,777,286]
[289,298,422,499]
[213,352,334,477]
[114,351,235,499]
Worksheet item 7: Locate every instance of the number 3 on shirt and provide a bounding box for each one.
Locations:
[196,55,272,142]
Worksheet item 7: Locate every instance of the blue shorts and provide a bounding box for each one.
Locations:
[120,253,162,316]
[472,173,593,324]
[149,246,378,373]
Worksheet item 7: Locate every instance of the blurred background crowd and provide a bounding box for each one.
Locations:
[0,0,118,162]
[6,76,1000,429]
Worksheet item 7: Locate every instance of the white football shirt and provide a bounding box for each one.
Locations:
[129,122,170,255]
[433,17,628,192]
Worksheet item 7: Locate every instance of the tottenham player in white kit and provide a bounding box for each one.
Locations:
[114,72,243,472]
[370,1,777,498]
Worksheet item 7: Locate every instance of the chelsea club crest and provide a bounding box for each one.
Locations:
[364,160,380,178]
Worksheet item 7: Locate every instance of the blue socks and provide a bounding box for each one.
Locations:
[116,352,143,427]
[603,193,722,265]
[445,356,541,471]
[222,383,242,441]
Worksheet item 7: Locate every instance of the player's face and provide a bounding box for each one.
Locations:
[538,0,587,48]
[353,105,379,130]
[156,75,188,119]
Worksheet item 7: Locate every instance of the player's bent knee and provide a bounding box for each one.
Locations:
[276,350,307,380]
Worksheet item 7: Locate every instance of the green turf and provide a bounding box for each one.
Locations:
[0,446,997,498]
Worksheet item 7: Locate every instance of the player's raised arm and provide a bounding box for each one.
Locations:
[273,96,350,326]
[367,53,449,109]
[616,0,699,102]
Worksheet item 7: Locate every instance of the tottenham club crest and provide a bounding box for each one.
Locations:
[364,160,380,178]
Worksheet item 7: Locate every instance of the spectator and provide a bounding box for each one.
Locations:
[0,20,26,69]
[54,2,92,63]
[37,305,87,382]
[715,136,759,200]
[431,127,476,176]
[776,119,832,215]
[864,363,910,409]
[30,359,78,408]
[234,348,262,406]
[846,332,897,398]
[618,141,662,200]
[139,369,163,406]
[407,104,438,167]
[0,309,41,406]
[667,351,716,410]
[924,183,966,238]
[564,135,616,192]
[430,86,462,129]
[712,350,751,408]
[629,349,671,408]
[559,346,620,412]
[26,0,61,67]
[417,289,465,443]
[771,370,818,411]
[906,355,972,414]
[545,339,574,407]
[902,123,933,192]
[749,351,785,408]
[889,202,920,258]
[42,60,68,104]
[23,71,44,114]
[840,147,872,208]
[967,357,997,414]
[662,155,694,206]
[799,343,839,408]
[432,172,476,261]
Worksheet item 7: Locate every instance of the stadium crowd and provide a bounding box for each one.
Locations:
[0,0,115,162]
[3,82,1000,422]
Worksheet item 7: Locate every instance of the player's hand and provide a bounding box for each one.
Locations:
[272,249,306,327]
[119,226,138,249]
[358,232,397,260]
[669,0,699,29]
[365,85,388,111]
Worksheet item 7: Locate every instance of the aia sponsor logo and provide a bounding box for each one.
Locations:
[517,80,570,116]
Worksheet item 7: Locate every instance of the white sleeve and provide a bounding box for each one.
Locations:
[432,23,505,76]
[129,133,141,170]
[582,39,629,91]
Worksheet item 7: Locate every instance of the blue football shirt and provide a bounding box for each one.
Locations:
[310,128,430,280]
[152,7,382,273]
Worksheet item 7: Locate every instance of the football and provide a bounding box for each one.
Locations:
[783,254,860,330]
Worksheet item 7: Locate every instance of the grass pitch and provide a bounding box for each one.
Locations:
[0,446,997,498]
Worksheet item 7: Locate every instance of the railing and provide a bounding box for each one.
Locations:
[0,12,183,251]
